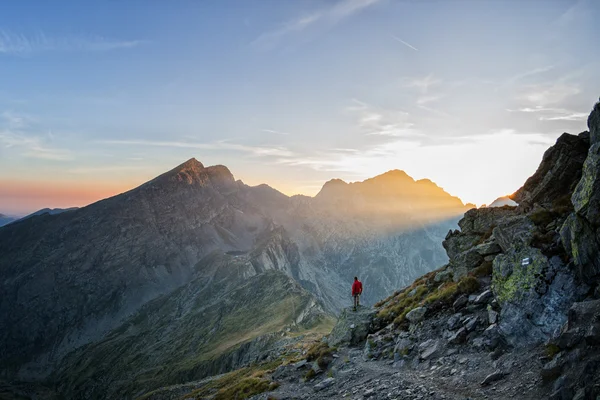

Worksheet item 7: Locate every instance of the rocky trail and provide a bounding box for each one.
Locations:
[254,303,550,400]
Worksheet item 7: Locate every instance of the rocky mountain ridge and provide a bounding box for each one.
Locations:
[138,98,600,400]
[0,157,468,398]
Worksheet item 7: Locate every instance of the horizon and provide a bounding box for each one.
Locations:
[1,0,599,214]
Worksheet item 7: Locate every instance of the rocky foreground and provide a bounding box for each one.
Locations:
[141,100,600,400]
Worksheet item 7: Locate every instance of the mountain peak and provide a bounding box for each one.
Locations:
[177,158,205,172]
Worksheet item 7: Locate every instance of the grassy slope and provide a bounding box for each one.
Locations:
[54,269,332,399]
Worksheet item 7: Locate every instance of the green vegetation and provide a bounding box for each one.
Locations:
[173,359,282,400]
[306,341,336,370]
[545,343,561,359]
[492,250,545,304]
[303,368,316,381]
[214,378,279,400]
[376,266,481,327]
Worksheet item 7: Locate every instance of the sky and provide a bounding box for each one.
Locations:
[0,0,599,215]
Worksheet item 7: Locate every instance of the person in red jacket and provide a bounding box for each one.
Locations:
[352,276,363,311]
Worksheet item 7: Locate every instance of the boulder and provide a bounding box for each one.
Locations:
[447,327,468,345]
[447,313,463,331]
[314,377,335,391]
[328,307,376,347]
[405,307,427,323]
[464,316,479,332]
[419,339,441,360]
[481,370,508,386]
[453,295,468,310]
[494,249,580,347]
[475,240,502,256]
[493,215,536,252]
[450,248,484,281]
[488,308,499,325]
[458,207,517,235]
[474,290,494,304]
[434,269,452,283]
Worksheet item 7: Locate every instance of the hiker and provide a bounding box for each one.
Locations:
[352,276,363,311]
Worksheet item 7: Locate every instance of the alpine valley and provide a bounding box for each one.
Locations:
[0,160,469,399]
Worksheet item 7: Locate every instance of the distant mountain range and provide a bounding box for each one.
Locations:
[0,213,18,227]
[0,208,78,227]
[0,159,470,398]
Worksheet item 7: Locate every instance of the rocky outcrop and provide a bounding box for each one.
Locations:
[327,307,376,347]
[511,131,590,209]
[561,100,600,285]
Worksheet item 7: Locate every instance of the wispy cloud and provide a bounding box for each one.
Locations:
[507,65,554,84]
[0,130,70,160]
[251,0,380,49]
[346,99,420,137]
[98,139,294,158]
[0,30,145,54]
[518,83,581,106]
[391,35,418,51]
[402,74,441,94]
[262,129,290,136]
[507,106,588,122]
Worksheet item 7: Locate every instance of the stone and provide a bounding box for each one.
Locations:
[434,269,452,283]
[328,307,376,347]
[464,316,479,332]
[483,324,503,350]
[541,356,564,382]
[453,295,468,310]
[406,307,427,323]
[474,290,494,304]
[488,309,499,325]
[480,370,507,386]
[475,240,502,256]
[314,377,335,391]
[394,338,413,355]
[294,359,308,369]
[450,248,484,281]
[419,340,441,360]
[447,327,468,345]
[447,313,463,331]
[493,216,536,252]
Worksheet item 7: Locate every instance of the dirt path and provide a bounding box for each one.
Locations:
[255,343,549,400]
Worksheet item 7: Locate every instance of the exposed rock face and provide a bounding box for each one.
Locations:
[562,100,600,284]
[511,131,590,209]
[327,307,376,347]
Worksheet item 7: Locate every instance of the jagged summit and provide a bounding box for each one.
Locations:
[373,169,413,182]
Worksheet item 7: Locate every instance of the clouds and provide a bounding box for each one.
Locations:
[98,139,294,158]
[507,106,588,122]
[0,30,145,55]
[251,0,380,49]
[0,111,70,160]
[346,99,419,138]
[391,35,418,51]
[0,130,70,160]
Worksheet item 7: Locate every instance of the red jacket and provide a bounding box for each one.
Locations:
[352,280,363,296]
